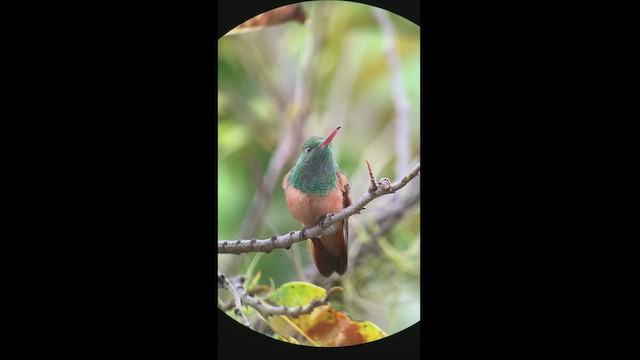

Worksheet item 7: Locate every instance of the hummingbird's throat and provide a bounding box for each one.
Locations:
[290,157,338,195]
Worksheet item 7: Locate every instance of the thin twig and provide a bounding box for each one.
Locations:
[218,271,251,327]
[218,163,420,254]
[365,159,377,193]
[373,8,411,179]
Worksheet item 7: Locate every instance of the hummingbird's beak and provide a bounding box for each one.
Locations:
[319,126,341,148]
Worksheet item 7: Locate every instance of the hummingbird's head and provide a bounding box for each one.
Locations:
[296,126,340,165]
[289,127,341,195]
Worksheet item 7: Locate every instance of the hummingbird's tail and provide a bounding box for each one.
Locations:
[310,224,347,277]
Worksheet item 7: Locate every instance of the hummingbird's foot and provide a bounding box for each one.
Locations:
[318,214,331,229]
[300,227,310,240]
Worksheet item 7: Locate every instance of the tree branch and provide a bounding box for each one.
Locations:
[218,271,342,318]
[218,162,420,254]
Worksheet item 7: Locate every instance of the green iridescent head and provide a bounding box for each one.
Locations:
[288,127,341,195]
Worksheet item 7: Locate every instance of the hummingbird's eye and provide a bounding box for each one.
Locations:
[305,146,313,152]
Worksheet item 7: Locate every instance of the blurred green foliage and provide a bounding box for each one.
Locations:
[218,1,420,336]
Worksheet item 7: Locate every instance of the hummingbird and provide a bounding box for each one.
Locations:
[282,126,352,277]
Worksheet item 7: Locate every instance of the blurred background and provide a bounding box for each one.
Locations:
[218,1,420,336]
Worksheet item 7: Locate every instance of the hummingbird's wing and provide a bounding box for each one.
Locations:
[340,173,351,248]
[282,168,292,190]
[335,170,351,275]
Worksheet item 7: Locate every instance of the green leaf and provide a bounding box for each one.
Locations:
[266,281,327,307]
